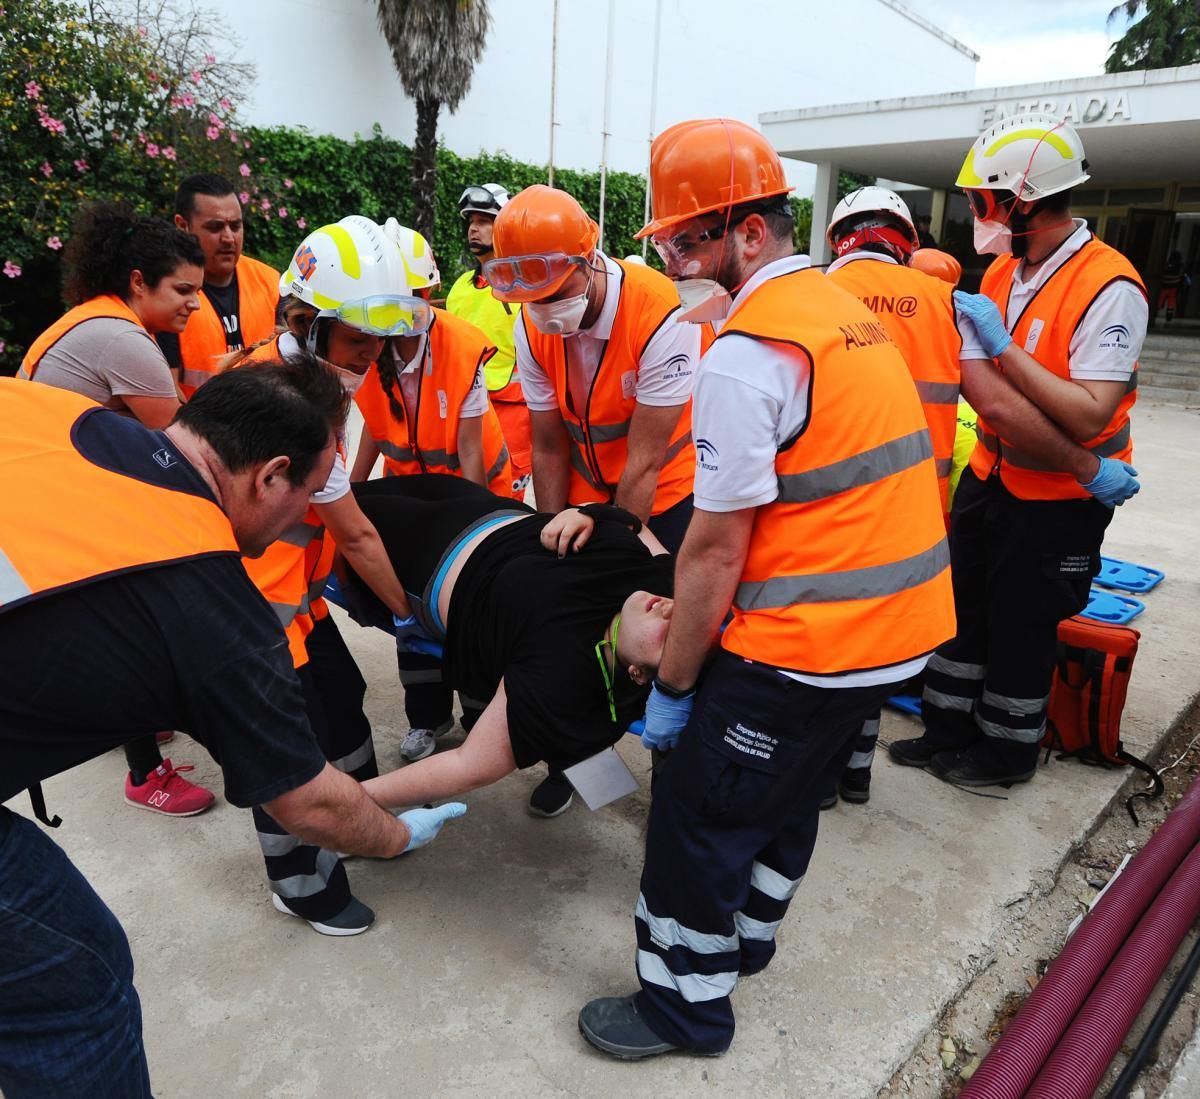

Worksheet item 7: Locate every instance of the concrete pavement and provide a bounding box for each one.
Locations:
[10,398,1200,1098]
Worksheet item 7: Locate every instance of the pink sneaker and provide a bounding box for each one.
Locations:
[124,759,215,817]
[155,730,176,746]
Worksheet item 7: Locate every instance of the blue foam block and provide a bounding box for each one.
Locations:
[886,695,923,717]
[1094,556,1164,594]
[1081,588,1145,625]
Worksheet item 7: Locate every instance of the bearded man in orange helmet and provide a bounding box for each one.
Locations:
[577,119,957,1059]
[488,184,701,818]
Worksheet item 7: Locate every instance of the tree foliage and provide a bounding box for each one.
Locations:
[375,0,491,240]
[1106,0,1200,72]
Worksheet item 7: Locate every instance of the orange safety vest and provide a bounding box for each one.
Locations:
[520,260,695,515]
[19,295,147,381]
[717,267,955,675]
[178,255,280,399]
[969,236,1142,501]
[827,259,961,513]
[354,308,515,497]
[0,379,238,614]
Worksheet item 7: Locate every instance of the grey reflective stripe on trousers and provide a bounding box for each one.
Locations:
[928,654,986,680]
[485,442,511,484]
[271,848,342,899]
[180,366,210,391]
[775,430,933,505]
[330,735,375,775]
[981,688,1049,716]
[257,831,302,858]
[736,539,950,610]
[636,950,738,1002]
[565,419,631,444]
[915,380,960,405]
[734,910,782,942]
[976,421,1131,473]
[0,548,32,605]
[635,894,738,954]
[750,860,803,902]
[975,715,1046,744]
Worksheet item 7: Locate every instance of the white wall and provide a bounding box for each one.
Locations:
[205,0,977,196]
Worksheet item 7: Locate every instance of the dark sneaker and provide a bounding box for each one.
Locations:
[888,736,943,768]
[818,789,838,811]
[838,768,871,805]
[928,748,1036,788]
[271,893,375,936]
[528,771,574,818]
[579,995,719,1060]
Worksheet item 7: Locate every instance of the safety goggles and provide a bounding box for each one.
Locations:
[460,186,499,210]
[650,205,757,277]
[964,188,1016,223]
[334,294,433,338]
[483,252,591,302]
[594,614,622,724]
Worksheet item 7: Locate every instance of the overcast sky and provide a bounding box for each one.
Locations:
[906,1,1133,87]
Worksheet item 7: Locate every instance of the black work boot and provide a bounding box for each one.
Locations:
[838,767,871,804]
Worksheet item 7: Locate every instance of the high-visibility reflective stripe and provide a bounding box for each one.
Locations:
[485,442,511,484]
[861,718,880,739]
[750,861,803,902]
[1125,372,1138,394]
[398,668,442,686]
[278,521,323,549]
[975,714,1045,744]
[977,421,1131,472]
[272,848,341,899]
[307,575,329,602]
[269,595,308,628]
[15,364,33,380]
[915,380,960,405]
[935,457,953,478]
[180,366,210,390]
[635,950,738,1003]
[0,549,32,605]
[568,440,604,491]
[736,539,949,609]
[981,689,1048,716]
[734,911,783,942]
[378,439,418,463]
[848,746,876,769]
[635,894,739,955]
[923,687,974,713]
[775,430,933,505]
[330,737,376,775]
[417,447,460,471]
[257,832,301,858]
[565,419,631,444]
[928,654,986,680]
[663,430,692,463]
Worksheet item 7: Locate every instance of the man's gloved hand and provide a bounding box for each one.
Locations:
[398,802,467,853]
[953,290,1013,359]
[1080,457,1140,508]
[640,682,695,751]
[393,614,443,659]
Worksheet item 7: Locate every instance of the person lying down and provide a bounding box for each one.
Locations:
[343,475,674,809]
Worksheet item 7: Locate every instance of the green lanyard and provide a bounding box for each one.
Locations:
[594,614,621,724]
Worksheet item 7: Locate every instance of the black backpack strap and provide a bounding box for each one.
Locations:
[1117,748,1164,825]
[27,784,62,828]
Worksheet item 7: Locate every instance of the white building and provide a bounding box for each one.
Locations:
[207,0,977,191]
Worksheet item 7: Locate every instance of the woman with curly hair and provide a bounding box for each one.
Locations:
[18,201,216,817]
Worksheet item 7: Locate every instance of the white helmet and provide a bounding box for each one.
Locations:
[956,113,1090,202]
[458,183,510,219]
[382,218,440,290]
[281,215,409,310]
[827,186,917,248]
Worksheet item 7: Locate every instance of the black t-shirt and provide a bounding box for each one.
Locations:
[0,410,325,807]
[443,516,674,769]
[158,274,243,368]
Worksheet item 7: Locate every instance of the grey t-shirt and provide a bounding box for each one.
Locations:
[33,316,178,413]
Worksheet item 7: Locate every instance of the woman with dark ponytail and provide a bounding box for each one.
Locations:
[18,201,217,817]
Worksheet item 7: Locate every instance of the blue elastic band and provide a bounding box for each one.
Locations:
[427,514,522,633]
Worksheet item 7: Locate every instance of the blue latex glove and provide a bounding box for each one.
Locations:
[1080,458,1140,508]
[398,802,467,853]
[392,614,444,659]
[953,290,1013,358]
[640,683,695,751]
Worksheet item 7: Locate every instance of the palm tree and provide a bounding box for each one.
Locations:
[376,0,492,240]
[1105,0,1200,73]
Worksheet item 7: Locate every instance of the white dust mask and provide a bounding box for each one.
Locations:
[973,218,1012,257]
[526,291,590,336]
[674,278,733,324]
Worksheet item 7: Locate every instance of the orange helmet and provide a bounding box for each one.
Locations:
[488,185,600,302]
[637,118,794,240]
[910,248,962,287]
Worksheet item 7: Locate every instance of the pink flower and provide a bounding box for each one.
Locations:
[145,143,159,158]
[181,92,194,108]
[229,132,239,144]
[296,217,307,230]
[205,53,216,64]
[0,341,6,356]
[169,95,181,108]
[37,112,66,135]
[259,198,272,212]
[238,163,250,177]
[190,70,202,85]
[73,158,89,172]
[136,131,146,144]
[219,97,231,111]
[208,112,221,126]
[163,146,176,161]
[3,261,22,279]
[137,24,148,37]
[46,236,63,250]
[206,126,220,140]
[147,72,158,84]
[283,178,293,189]
[278,207,288,219]
[24,80,41,100]
[39,161,52,177]
[238,191,250,205]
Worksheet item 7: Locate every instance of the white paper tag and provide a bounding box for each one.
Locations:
[621,370,637,400]
[437,389,448,418]
[563,747,639,810]
[1024,318,1044,354]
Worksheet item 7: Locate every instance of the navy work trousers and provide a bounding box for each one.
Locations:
[633,650,898,1052]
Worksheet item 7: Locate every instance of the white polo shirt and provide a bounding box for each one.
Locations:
[515,251,699,414]
[277,331,351,506]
